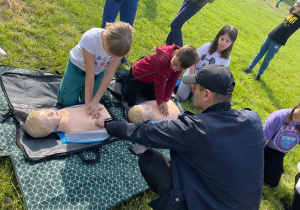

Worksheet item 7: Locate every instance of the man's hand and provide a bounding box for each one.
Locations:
[158,102,169,116]
[95,118,105,129]
[86,101,102,119]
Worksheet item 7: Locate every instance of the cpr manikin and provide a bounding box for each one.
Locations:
[128,100,181,123]
[25,104,111,138]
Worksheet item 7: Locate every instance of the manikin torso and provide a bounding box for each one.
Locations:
[141,100,180,121]
[57,105,111,133]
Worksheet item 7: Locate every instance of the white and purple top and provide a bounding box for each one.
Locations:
[264,109,300,153]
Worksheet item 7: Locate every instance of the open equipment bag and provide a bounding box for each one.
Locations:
[0,71,118,162]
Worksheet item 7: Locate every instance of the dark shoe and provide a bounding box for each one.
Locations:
[129,145,148,156]
[242,68,252,74]
[121,57,130,66]
[280,198,292,210]
[256,75,260,81]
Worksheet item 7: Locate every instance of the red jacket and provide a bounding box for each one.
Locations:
[132,44,181,105]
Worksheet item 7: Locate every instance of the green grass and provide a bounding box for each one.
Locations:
[1,0,300,209]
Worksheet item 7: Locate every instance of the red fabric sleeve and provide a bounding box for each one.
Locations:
[163,71,181,102]
[153,56,169,105]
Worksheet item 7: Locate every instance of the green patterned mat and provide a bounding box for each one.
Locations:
[0,65,152,210]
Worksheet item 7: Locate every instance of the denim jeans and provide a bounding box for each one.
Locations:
[249,37,281,77]
[101,0,139,28]
[166,0,205,47]
[57,60,105,107]
[276,0,283,8]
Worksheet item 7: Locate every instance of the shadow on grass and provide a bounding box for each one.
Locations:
[143,0,158,21]
[257,79,284,110]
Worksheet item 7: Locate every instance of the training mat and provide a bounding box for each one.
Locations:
[0,65,158,210]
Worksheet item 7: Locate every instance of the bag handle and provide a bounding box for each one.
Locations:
[77,148,101,164]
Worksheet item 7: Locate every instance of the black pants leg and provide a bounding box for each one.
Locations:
[138,149,172,196]
[122,70,155,106]
[292,173,300,210]
[264,146,286,187]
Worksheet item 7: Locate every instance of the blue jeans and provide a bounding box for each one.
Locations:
[249,37,281,77]
[276,0,283,8]
[101,0,139,28]
[57,60,105,107]
[166,0,205,47]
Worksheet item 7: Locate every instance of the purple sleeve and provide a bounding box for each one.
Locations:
[263,112,283,141]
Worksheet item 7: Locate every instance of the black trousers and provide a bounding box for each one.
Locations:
[122,69,155,106]
[264,146,286,187]
[292,173,300,210]
[138,149,172,196]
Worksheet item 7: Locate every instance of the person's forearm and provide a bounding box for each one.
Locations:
[92,58,120,103]
[106,121,138,140]
[107,119,190,151]
[82,48,96,103]
[85,75,94,104]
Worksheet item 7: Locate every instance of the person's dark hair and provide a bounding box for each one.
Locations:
[208,25,238,59]
[199,85,232,103]
[176,45,199,69]
[284,102,300,133]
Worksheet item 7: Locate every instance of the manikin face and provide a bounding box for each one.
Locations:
[170,54,183,72]
[141,104,153,120]
[39,110,62,132]
[217,33,233,53]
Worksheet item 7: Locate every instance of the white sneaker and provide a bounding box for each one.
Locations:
[0,47,7,56]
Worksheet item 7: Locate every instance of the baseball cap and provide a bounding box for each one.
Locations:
[182,64,235,95]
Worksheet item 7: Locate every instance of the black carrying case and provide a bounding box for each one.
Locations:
[0,72,117,162]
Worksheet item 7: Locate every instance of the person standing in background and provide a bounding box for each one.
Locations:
[242,2,300,80]
[101,0,140,66]
[276,0,284,8]
[166,0,215,47]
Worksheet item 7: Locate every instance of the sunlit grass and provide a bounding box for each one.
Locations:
[1,0,300,209]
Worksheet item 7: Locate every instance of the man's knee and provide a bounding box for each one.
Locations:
[138,149,170,174]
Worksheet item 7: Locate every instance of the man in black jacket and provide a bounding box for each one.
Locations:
[101,64,265,210]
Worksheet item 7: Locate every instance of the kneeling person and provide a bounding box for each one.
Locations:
[102,64,265,209]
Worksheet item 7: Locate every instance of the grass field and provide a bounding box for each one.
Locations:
[1,0,300,209]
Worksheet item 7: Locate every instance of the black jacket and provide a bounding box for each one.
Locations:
[107,102,265,210]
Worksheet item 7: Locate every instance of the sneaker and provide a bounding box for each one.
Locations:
[0,47,6,56]
[256,75,260,81]
[242,68,252,74]
[121,57,130,66]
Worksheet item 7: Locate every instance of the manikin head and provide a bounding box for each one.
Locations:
[25,110,62,138]
[128,104,153,123]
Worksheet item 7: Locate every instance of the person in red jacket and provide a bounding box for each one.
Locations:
[122,44,198,115]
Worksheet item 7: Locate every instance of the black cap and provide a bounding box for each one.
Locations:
[182,64,235,95]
